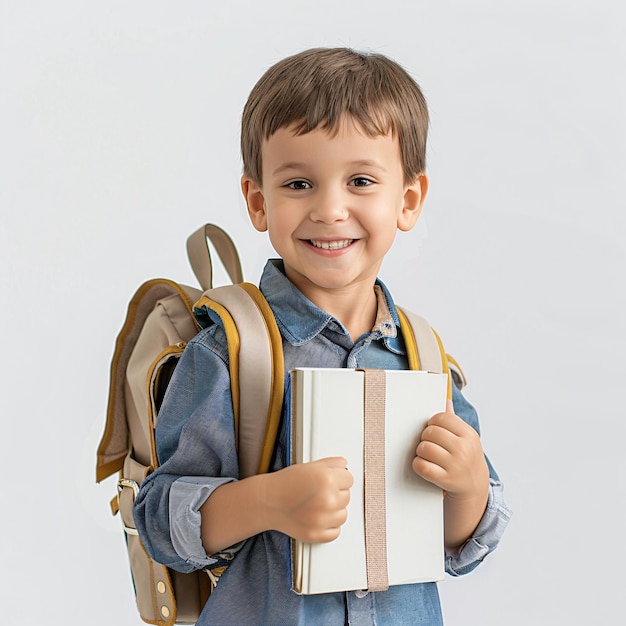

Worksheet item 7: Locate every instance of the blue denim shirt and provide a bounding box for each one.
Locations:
[134,259,511,626]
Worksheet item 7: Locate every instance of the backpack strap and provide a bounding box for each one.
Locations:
[187,224,244,291]
[396,306,453,400]
[188,225,286,475]
[446,354,467,391]
[193,283,284,479]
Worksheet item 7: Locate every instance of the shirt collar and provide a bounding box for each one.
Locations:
[260,259,402,347]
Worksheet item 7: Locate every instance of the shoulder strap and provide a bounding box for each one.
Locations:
[396,306,453,400]
[193,283,284,479]
[188,224,285,478]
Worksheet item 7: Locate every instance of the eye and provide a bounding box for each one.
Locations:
[350,177,374,187]
[286,180,312,190]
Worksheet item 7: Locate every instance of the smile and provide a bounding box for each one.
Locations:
[309,239,354,250]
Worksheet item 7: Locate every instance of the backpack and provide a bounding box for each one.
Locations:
[96,223,464,626]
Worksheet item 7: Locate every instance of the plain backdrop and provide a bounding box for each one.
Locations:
[2,1,624,624]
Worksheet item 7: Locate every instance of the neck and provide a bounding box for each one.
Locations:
[305,284,378,342]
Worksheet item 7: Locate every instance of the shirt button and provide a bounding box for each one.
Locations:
[355,590,369,599]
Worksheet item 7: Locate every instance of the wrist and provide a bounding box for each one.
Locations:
[255,471,275,532]
[200,474,274,554]
[446,479,489,505]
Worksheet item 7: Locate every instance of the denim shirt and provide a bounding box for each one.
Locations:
[134,259,511,626]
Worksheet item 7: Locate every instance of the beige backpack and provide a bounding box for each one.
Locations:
[96,223,461,625]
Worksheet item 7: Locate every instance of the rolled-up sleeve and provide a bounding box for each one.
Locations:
[445,383,512,576]
[134,327,242,573]
[445,478,511,576]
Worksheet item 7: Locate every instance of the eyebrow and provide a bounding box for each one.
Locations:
[271,162,307,176]
[271,160,388,176]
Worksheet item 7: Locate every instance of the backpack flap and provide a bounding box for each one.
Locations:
[126,288,202,468]
[96,279,201,482]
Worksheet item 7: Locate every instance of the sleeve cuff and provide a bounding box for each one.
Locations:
[445,479,512,577]
[169,476,244,569]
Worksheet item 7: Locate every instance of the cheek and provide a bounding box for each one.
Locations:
[378,229,398,252]
[266,217,292,252]
[363,199,403,233]
[267,203,299,233]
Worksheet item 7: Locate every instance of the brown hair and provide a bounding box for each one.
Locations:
[241,47,429,185]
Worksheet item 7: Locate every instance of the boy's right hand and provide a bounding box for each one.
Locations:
[262,457,353,543]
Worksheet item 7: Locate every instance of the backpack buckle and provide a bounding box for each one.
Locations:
[117,477,139,499]
[117,478,140,536]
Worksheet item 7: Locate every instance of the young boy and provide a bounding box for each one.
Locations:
[134,47,510,625]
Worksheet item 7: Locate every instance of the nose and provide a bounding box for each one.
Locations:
[309,186,349,224]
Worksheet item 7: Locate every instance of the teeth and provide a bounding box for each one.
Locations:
[310,239,354,250]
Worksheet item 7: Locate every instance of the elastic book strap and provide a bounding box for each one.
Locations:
[360,368,389,592]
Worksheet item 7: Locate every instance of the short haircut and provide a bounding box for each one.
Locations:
[241,47,429,185]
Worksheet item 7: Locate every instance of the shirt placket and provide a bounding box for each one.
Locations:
[346,590,376,625]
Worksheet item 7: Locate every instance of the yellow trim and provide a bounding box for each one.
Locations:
[239,283,285,475]
[431,328,453,400]
[194,295,242,445]
[396,307,420,370]
[446,353,467,387]
[146,344,186,468]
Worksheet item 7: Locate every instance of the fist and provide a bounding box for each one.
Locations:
[268,457,354,543]
[412,401,489,500]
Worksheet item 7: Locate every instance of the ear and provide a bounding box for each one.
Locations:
[241,176,268,232]
[397,174,429,232]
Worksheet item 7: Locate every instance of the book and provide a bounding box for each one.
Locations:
[289,367,447,595]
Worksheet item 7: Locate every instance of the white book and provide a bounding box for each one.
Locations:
[289,368,447,595]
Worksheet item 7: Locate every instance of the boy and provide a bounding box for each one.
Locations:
[134,47,510,625]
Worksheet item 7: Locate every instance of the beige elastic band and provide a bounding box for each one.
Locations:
[360,368,389,592]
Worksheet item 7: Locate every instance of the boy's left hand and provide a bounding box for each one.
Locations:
[412,400,489,501]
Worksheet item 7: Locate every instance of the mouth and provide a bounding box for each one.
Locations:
[308,239,355,251]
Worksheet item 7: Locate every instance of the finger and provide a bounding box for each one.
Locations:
[412,455,449,489]
[427,410,471,438]
[319,457,353,488]
[333,467,354,490]
[420,423,459,454]
[311,501,350,538]
[321,456,349,469]
[315,515,347,543]
[333,489,351,510]
[446,399,454,413]
[416,438,453,468]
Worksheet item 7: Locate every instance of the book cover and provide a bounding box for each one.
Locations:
[289,367,447,595]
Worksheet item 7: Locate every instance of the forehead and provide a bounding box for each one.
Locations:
[262,118,402,177]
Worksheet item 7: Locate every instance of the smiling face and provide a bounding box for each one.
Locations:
[242,117,428,307]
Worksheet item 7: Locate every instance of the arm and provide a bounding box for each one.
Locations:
[135,328,353,571]
[412,399,490,553]
[200,457,353,555]
[133,331,243,572]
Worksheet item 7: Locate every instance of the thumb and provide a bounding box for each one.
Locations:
[446,399,455,414]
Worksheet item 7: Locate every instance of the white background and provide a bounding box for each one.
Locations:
[2,1,624,624]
